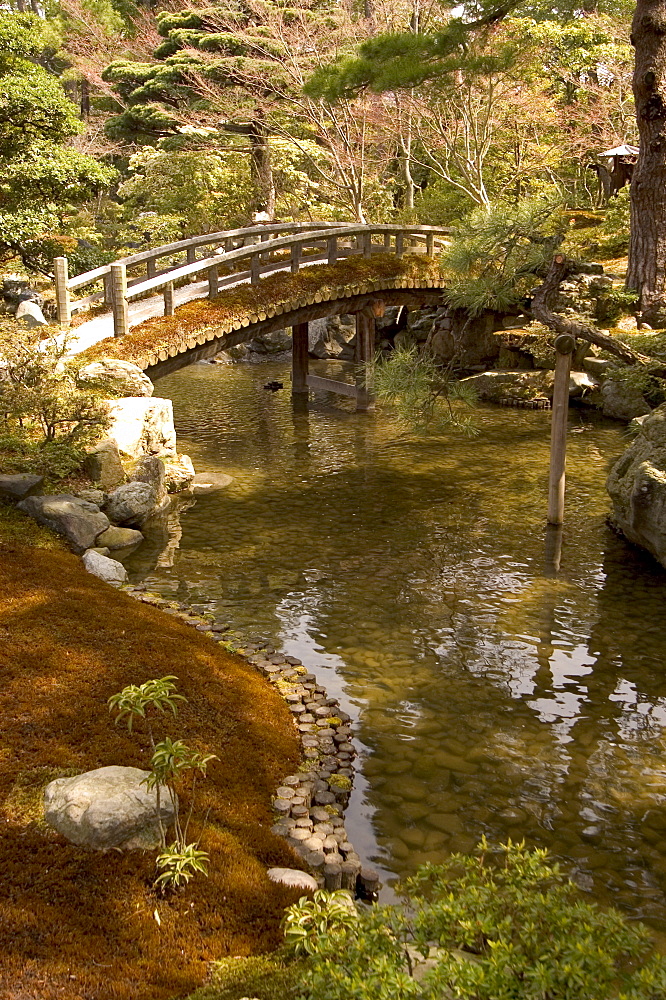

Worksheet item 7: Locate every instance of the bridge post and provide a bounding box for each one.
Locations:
[292,322,309,395]
[395,232,404,258]
[291,243,302,273]
[355,310,376,412]
[186,246,196,264]
[164,281,175,316]
[54,257,71,326]
[103,272,113,307]
[250,254,261,285]
[110,263,128,337]
[426,232,434,256]
[363,232,372,258]
[147,257,156,279]
[208,264,219,299]
[327,237,337,264]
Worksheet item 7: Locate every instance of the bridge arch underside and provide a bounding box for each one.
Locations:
[144,285,445,382]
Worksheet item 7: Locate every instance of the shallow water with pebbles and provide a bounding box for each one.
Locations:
[141,358,666,928]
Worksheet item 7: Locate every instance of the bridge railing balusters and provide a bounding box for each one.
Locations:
[208,264,219,300]
[250,254,261,285]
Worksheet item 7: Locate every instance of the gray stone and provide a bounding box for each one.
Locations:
[0,473,44,500]
[82,550,128,585]
[130,455,166,502]
[267,867,318,891]
[104,482,159,527]
[88,546,111,557]
[164,454,195,493]
[583,357,615,378]
[15,299,47,328]
[191,472,233,492]
[17,494,110,554]
[83,439,125,491]
[607,403,666,568]
[569,371,599,398]
[459,370,555,403]
[601,380,651,422]
[246,330,292,354]
[105,397,177,460]
[77,488,105,506]
[44,765,174,850]
[77,359,153,398]
[96,526,144,552]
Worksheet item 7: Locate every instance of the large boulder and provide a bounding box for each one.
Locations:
[104,482,160,527]
[129,455,167,502]
[246,330,292,354]
[95,526,144,552]
[83,439,125,491]
[601,379,652,421]
[607,403,666,568]
[44,765,175,850]
[0,473,44,500]
[77,359,154,398]
[17,495,110,553]
[105,397,177,460]
[82,549,129,585]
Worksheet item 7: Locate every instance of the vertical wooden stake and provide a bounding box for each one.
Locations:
[186,245,196,264]
[54,256,71,326]
[355,311,376,412]
[164,281,175,316]
[110,263,128,336]
[147,257,156,279]
[292,322,309,395]
[103,272,113,308]
[547,334,574,525]
[208,265,219,299]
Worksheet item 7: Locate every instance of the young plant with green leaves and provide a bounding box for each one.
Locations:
[108,676,217,891]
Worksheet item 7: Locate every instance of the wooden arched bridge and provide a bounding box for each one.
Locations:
[54,222,451,410]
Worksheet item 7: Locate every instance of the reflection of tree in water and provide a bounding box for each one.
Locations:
[148,363,666,924]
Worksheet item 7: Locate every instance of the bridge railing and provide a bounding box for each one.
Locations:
[54,223,451,336]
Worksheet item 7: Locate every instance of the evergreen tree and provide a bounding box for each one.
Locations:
[0,11,115,273]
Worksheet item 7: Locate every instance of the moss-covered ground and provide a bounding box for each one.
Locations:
[0,510,303,1000]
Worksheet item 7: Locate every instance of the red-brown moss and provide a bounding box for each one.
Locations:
[80,253,443,368]
[0,540,302,1000]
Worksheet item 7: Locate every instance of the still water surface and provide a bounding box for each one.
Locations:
[141,360,666,927]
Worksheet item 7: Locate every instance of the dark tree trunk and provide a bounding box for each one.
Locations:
[249,122,276,221]
[80,77,90,120]
[627,0,666,324]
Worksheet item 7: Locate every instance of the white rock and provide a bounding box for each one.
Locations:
[44,765,175,850]
[82,549,128,585]
[164,454,196,493]
[16,299,47,327]
[78,359,154,398]
[267,867,318,892]
[105,397,177,460]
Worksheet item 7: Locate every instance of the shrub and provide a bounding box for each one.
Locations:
[0,321,108,478]
[288,841,666,1000]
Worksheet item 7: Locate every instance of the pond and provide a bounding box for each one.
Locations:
[137,358,666,929]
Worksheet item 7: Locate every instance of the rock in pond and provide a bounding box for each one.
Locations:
[44,765,175,850]
[95,526,144,552]
[601,379,651,421]
[105,397,177,460]
[129,455,166,502]
[0,473,44,500]
[267,868,318,892]
[164,454,195,493]
[82,550,128,585]
[104,482,160,527]
[607,402,666,568]
[191,472,233,492]
[17,494,109,553]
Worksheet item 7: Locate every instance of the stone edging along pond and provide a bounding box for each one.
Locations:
[120,583,380,900]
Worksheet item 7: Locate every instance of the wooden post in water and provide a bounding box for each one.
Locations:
[547,333,574,525]
[355,304,381,412]
[292,322,309,395]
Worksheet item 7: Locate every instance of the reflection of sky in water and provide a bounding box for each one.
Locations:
[144,360,666,926]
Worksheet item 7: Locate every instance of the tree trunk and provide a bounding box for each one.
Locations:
[249,123,276,221]
[627,0,666,325]
[80,77,90,120]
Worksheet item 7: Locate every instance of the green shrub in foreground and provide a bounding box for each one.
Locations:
[285,841,666,1000]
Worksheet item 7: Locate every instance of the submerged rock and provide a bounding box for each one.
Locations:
[607,403,666,568]
[44,765,174,850]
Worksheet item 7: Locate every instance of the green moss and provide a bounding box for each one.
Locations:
[185,954,301,1000]
[5,765,79,831]
[0,503,65,550]
[328,775,351,791]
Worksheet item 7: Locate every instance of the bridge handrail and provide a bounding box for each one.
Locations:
[53,222,451,333]
[64,222,357,292]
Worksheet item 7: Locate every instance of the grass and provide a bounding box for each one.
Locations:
[80,253,443,369]
[0,510,304,1000]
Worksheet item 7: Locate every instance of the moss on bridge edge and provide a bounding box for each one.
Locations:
[80,254,444,369]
